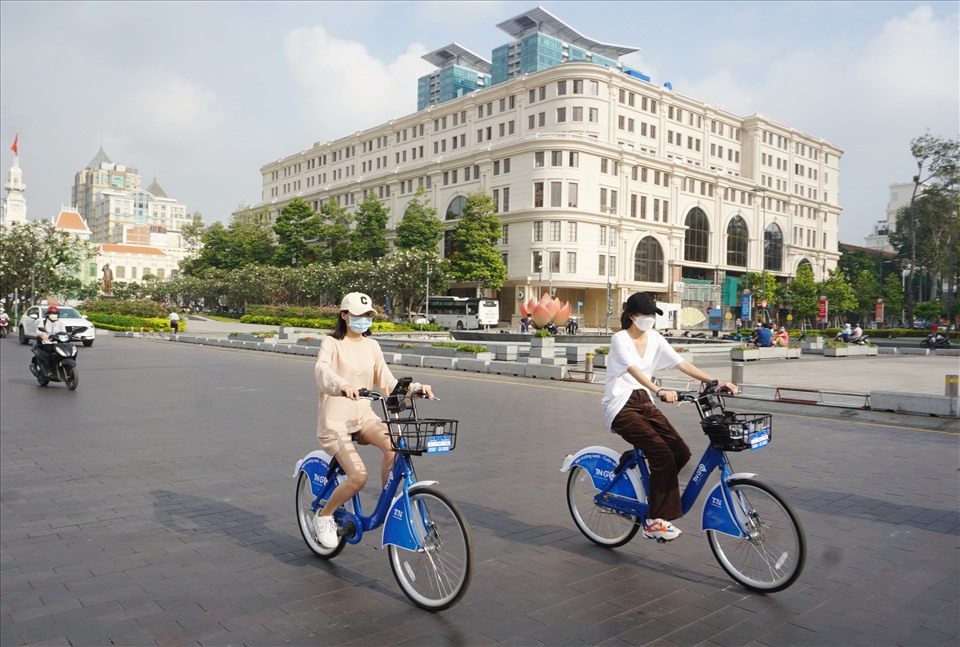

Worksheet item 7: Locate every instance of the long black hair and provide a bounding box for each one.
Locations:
[329,311,373,340]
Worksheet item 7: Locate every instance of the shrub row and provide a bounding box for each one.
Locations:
[81,299,171,318]
[239,314,445,332]
[85,313,182,332]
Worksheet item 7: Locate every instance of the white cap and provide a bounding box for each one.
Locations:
[339,292,376,316]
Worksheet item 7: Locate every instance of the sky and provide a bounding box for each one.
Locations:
[1,1,957,245]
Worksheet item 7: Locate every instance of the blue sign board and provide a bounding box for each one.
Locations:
[740,294,751,319]
[708,308,722,330]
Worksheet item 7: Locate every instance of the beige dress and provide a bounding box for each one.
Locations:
[314,335,398,455]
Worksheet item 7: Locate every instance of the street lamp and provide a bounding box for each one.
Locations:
[752,187,768,323]
[537,251,543,299]
[603,204,616,334]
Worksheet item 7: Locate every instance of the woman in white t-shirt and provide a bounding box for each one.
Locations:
[311,292,435,549]
[602,292,739,542]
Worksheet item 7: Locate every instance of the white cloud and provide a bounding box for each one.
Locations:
[284,24,434,140]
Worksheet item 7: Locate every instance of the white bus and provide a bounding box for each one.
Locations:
[425,297,499,330]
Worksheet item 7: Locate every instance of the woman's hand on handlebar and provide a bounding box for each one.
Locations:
[716,381,740,396]
[414,383,437,400]
[657,389,678,403]
[340,385,361,400]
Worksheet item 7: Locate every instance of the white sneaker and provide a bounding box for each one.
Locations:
[314,513,339,548]
[643,518,682,541]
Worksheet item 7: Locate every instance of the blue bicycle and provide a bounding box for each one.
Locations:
[562,382,806,592]
[293,378,473,610]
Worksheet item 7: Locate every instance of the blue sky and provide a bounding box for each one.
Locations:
[1,1,957,244]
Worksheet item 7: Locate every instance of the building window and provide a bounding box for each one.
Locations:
[568,221,577,242]
[501,224,509,244]
[764,223,784,271]
[551,151,563,166]
[533,250,543,273]
[566,252,577,274]
[557,80,567,95]
[589,108,598,122]
[634,236,664,283]
[446,195,467,220]
[503,187,510,212]
[569,152,579,167]
[550,182,562,207]
[533,221,544,242]
[550,251,561,273]
[549,220,561,241]
[598,254,606,276]
[568,183,578,208]
[534,152,544,168]
[683,207,710,263]
[726,215,748,267]
[534,182,544,208]
[557,107,566,123]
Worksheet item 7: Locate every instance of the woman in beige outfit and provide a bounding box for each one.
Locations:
[312,292,435,548]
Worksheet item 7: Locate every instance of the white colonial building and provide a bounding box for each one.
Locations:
[2,152,27,226]
[243,7,843,327]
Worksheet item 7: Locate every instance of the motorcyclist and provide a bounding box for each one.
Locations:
[852,324,863,339]
[839,323,853,342]
[36,306,69,377]
[0,307,9,336]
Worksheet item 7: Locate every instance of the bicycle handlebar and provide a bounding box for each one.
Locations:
[659,380,734,403]
[348,388,435,401]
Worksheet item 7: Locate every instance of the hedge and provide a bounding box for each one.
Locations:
[85,313,184,332]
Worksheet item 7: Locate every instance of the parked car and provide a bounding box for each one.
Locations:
[394,312,430,325]
[19,305,96,347]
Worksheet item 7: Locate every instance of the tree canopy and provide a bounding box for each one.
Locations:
[395,185,443,253]
[448,192,508,293]
[349,191,390,263]
[273,197,321,267]
[0,220,93,306]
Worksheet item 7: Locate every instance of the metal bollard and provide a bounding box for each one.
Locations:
[947,375,958,398]
[731,362,744,386]
[585,353,594,375]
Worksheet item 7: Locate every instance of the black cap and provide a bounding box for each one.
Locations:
[623,292,663,316]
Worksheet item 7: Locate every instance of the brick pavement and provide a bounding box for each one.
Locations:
[1,335,957,646]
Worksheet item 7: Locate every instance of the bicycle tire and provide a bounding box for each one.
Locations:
[388,486,472,611]
[295,471,346,559]
[566,466,640,547]
[707,478,806,592]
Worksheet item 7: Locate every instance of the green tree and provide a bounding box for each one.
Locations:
[914,300,944,322]
[181,212,205,257]
[785,262,819,323]
[821,267,857,325]
[350,191,390,263]
[882,272,905,325]
[852,269,882,321]
[448,192,508,293]
[0,220,93,306]
[273,198,320,267]
[316,199,354,265]
[184,216,277,274]
[383,249,450,316]
[395,186,443,252]
[894,133,960,320]
[837,246,877,282]
[890,190,956,303]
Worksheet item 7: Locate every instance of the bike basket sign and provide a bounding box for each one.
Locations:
[426,435,452,453]
[749,429,770,450]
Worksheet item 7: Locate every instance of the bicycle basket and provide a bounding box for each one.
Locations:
[700,411,772,452]
[388,418,458,455]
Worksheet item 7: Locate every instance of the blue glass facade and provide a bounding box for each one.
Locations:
[418,66,492,110]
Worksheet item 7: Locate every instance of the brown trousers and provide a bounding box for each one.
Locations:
[610,389,691,521]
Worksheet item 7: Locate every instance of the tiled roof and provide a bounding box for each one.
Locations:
[54,209,89,232]
[99,244,166,256]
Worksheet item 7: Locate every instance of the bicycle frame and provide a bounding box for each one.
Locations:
[293,394,441,552]
[561,391,757,539]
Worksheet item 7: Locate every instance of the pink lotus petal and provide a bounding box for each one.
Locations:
[531,304,551,327]
[546,299,561,319]
[539,293,552,308]
[554,302,571,325]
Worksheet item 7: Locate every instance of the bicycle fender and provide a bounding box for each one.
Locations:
[561,446,644,502]
[292,450,335,496]
[700,474,756,538]
[382,480,438,551]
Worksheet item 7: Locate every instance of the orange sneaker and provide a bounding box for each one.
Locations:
[643,518,682,541]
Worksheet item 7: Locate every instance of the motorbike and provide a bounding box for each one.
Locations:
[682,330,707,339]
[29,326,86,390]
[920,332,951,349]
[721,332,748,342]
[0,315,8,338]
[834,331,870,345]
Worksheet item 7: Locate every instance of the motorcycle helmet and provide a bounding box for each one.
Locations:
[47,306,60,320]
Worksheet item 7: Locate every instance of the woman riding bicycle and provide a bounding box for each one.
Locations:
[602,292,739,541]
[312,292,435,548]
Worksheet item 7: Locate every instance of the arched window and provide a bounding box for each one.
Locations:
[726,216,748,267]
[634,236,664,283]
[764,223,783,272]
[684,207,710,263]
[157,268,165,279]
[446,196,467,220]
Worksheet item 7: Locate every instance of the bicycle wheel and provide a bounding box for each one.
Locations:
[388,486,472,611]
[295,471,346,559]
[566,466,640,547]
[707,478,806,592]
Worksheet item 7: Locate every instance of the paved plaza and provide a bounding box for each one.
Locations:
[1,332,958,646]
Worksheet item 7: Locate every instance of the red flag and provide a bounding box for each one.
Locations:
[10,133,18,156]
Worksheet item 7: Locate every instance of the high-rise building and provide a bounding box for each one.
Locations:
[864,182,918,252]
[2,149,27,226]
[246,6,842,328]
[418,44,492,111]
[72,147,142,226]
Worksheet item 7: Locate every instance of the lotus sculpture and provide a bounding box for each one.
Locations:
[520,293,571,329]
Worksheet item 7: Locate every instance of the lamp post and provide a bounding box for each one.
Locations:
[537,251,543,299]
[752,187,768,323]
[603,205,616,334]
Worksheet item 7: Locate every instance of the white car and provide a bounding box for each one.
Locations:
[18,305,96,347]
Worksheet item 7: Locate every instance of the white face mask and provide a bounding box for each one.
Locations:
[633,315,656,331]
[48,314,59,321]
[348,316,373,334]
